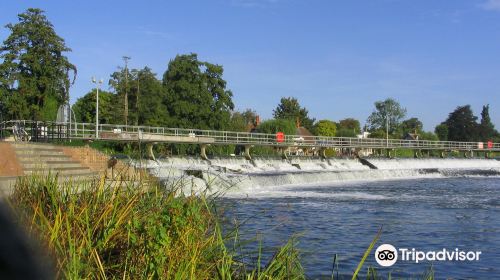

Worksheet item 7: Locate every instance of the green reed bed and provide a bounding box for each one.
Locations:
[7,174,435,279]
[7,175,304,279]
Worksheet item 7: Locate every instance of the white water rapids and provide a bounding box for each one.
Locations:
[141,157,500,196]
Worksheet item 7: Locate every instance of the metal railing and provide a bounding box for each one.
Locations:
[1,120,499,151]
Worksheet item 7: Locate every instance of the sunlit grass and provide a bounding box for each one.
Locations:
[7,174,436,279]
[8,174,305,279]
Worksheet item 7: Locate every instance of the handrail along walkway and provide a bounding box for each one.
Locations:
[1,120,499,152]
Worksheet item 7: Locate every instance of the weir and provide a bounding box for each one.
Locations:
[148,156,500,196]
[1,120,499,161]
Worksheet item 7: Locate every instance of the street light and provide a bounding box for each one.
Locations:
[386,112,390,147]
[92,77,103,139]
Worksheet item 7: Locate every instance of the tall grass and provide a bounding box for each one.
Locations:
[8,175,304,279]
[7,174,436,279]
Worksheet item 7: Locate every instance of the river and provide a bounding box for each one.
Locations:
[147,157,500,278]
[221,177,500,279]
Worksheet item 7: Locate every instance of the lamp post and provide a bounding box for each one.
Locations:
[92,77,103,139]
[386,112,390,147]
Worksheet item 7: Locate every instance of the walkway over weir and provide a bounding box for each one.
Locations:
[1,120,499,159]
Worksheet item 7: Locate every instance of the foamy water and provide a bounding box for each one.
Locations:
[143,157,500,196]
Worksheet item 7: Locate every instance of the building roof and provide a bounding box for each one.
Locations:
[404,133,419,140]
[296,127,313,137]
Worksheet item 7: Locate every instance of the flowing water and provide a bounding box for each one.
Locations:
[221,177,500,279]
[146,157,500,279]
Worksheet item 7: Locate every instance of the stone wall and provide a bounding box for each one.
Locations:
[61,146,147,180]
[0,142,23,176]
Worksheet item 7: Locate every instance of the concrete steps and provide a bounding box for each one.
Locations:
[21,161,83,169]
[17,155,73,162]
[15,150,66,156]
[12,143,99,179]
[24,167,92,174]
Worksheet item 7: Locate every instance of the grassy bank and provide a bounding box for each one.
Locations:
[7,175,305,279]
[6,174,437,279]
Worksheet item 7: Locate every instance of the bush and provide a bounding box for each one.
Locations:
[256,119,296,136]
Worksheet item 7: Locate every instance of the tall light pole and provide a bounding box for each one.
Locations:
[131,69,140,125]
[123,56,131,126]
[386,112,390,147]
[92,77,103,139]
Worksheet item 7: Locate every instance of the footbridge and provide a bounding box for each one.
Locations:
[1,120,499,160]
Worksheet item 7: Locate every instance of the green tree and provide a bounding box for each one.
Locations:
[72,89,116,124]
[337,118,361,137]
[419,131,439,141]
[109,67,131,125]
[256,119,296,135]
[366,98,407,133]
[229,109,257,132]
[0,99,4,121]
[163,53,234,130]
[368,129,386,139]
[108,67,169,126]
[444,105,479,142]
[478,104,497,140]
[134,67,169,126]
[434,123,448,141]
[313,120,336,137]
[398,117,423,137]
[0,8,76,120]
[138,67,170,126]
[272,97,315,130]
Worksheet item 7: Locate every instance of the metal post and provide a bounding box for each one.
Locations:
[386,114,389,147]
[96,85,99,138]
[123,56,130,127]
[92,77,103,139]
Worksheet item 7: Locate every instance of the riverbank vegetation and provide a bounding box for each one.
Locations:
[8,175,307,279]
[6,174,439,279]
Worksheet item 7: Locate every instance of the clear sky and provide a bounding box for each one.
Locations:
[1,0,500,130]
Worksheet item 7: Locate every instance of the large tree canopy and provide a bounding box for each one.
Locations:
[478,104,497,140]
[272,97,315,130]
[163,53,234,130]
[399,117,423,135]
[434,123,448,141]
[109,67,168,126]
[444,105,479,142]
[135,67,169,126]
[366,98,407,133]
[0,8,76,120]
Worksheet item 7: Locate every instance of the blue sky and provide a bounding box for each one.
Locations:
[1,0,500,130]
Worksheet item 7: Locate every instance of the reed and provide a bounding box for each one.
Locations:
[8,174,305,279]
[7,174,435,279]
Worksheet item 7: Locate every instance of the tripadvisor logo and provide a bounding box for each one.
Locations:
[374,244,481,267]
[375,244,398,267]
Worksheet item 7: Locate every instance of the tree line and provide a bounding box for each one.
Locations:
[0,8,498,144]
[73,54,234,131]
[362,98,498,142]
